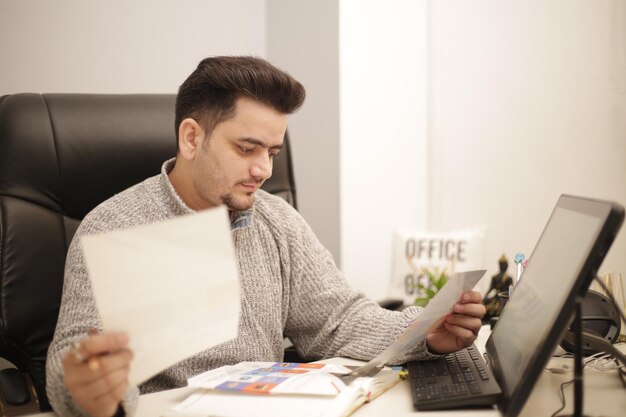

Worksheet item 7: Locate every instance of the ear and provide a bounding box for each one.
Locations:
[177,118,205,160]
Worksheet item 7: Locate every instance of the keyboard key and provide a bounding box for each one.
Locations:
[468,382,482,394]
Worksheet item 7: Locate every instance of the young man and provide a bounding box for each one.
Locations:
[46,56,486,417]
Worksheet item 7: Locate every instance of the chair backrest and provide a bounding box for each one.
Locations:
[0,93,297,410]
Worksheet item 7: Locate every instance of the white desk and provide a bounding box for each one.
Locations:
[32,327,626,417]
[114,362,624,417]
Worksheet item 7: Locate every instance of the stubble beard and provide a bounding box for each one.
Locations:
[222,192,255,211]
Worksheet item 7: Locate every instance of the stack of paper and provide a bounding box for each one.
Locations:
[167,363,401,417]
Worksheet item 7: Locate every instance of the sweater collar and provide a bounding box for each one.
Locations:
[159,158,253,230]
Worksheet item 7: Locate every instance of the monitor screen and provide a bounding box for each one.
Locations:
[486,194,624,417]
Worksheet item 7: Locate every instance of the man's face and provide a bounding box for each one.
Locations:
[191,96,288,211]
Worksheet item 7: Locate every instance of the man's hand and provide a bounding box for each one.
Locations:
[425,291,486,354]
[62,331,133,417]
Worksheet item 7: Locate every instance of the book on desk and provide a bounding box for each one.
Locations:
[164,361,401,417]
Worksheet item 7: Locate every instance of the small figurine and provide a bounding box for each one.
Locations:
[482,254,513,320]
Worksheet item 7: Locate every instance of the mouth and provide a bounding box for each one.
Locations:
[239,182,260,192]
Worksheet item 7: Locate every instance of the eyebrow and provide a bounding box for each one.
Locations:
[240,137,283,151]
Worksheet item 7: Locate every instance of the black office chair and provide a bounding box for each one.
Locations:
[0,93,298,414]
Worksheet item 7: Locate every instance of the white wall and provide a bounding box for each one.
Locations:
[266,0,341,265]
[0,0,266,94]
[340,0,430,299]
[428,0,626,298]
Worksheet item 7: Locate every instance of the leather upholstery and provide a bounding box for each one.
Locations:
[0,93,297,411]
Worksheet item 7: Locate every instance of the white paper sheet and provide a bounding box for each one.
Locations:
[168,390,335,417]
[353,270,486,375]
[82,206,240,386]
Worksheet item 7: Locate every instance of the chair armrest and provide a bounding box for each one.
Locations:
[0,368,31,405]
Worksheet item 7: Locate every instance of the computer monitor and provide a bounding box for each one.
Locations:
[485,194,624,417]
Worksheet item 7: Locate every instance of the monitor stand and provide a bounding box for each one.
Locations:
[558,297,592,417]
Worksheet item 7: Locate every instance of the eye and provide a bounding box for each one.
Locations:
[239,145,254,154]
[269,150,281,159]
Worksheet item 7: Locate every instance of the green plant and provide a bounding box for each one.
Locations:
[414,267,448,307]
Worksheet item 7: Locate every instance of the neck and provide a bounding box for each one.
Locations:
[168,159,212,211]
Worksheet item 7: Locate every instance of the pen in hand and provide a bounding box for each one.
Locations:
[71,340,101,371]
[62,331,132,417]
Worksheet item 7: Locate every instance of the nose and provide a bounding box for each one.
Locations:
[250,152,273,181]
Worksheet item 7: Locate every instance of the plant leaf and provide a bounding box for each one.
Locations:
[436,275,447,289]
[414,298,429,307]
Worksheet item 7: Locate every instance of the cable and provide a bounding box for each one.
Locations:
[550,378,575,417]
[549,344,626,371]
[549,277,626,416]
[583,349,625,371]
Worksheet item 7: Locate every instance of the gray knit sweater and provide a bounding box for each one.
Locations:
[46,159,432,416]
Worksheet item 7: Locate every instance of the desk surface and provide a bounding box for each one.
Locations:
[133,356,626,417]
[32,327,626,417]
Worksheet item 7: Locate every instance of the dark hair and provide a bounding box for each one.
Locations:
[174,56,306,148]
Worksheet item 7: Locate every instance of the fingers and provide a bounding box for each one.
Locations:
[459,290,482,304]
[65,349,134,385]
[442,322,477,347]
[425,292,487,353]
[80,332,130,358]
[70,365,129,403]
[440,316,480,346]
[63,350,132,417]
[62,332,132,417]
[453,301,486,319]
[62,331,130,372]
[445,313,483,337]
[453,291,486,320]
[63,332,129,370]
[86,365,130,403]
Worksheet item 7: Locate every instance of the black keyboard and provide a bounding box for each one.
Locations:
[406,344,502,410]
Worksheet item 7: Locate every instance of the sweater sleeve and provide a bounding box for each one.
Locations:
[274,200,437,364]
[45,213,140,416]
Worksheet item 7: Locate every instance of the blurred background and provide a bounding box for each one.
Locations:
[1,0,624,302]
